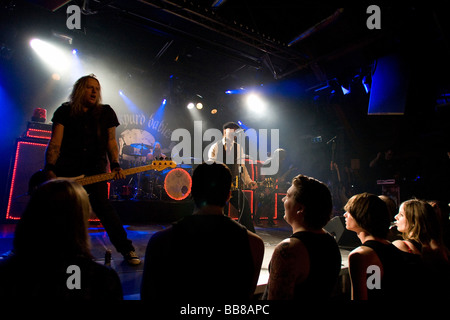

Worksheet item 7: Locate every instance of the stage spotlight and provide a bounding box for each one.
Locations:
[212,0,227,9]
[196,102,203,110]
[211,108,217,114]
[237,121,249,131]
[51,73,61,81]
[72,49,78,55]
[246,93,266,113]
[225,88,246,95]
[187,102,195,109]
[341,85,350,95]
[153,97,167,124]
[362,75,371,94]
[119,90,142,113]
[29,38,70,72]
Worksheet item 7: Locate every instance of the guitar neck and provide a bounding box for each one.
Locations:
[76,161,176,186]
[231,178,273,190]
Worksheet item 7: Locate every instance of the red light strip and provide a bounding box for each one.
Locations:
[26,128,52,140]
[274,193,286,220]
[27,128,52,134]
[6,142,110,223]
[6,141,48,220]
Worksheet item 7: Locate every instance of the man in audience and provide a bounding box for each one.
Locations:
[263,174,341,300]
[140,162,264,301]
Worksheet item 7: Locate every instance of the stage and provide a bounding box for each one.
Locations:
[0,213,351,300]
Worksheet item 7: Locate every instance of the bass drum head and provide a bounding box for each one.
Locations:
[163,168,192,200]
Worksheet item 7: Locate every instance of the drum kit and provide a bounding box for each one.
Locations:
[111,142,196,201]
[120,143,152,169]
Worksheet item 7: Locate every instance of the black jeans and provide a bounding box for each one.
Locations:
[85,182,134,255]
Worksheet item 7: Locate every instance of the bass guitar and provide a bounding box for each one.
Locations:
[62,160,177,186]
[231,177,274,191]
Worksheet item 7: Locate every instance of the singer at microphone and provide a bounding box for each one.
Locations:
[207,122,257,233]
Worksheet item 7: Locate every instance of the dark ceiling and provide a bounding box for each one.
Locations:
[2,0,450,147]
[3,0,449,97]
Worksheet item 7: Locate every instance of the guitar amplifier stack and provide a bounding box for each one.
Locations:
[5,122,51,220]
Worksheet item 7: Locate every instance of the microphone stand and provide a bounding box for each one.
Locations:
[328,135,339,215]
[238,163,245,223]
[235,131,245,223]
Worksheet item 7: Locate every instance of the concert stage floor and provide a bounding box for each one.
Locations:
[0,216,351,300]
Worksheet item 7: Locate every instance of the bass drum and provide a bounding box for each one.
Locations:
[163,168,192,200]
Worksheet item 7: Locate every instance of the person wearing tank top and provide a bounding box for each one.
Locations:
[344,193,429,300]
[141,163,265,301]
[263,174,341,300]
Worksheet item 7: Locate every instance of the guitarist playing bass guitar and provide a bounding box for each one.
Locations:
[44,74,141,266]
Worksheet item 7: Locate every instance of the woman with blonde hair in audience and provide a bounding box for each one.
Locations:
[344,193,424,300]
[393,198,449,261]
[393,198,449,297]
[0,179,123,300]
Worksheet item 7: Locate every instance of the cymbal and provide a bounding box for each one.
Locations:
[125,152,145,157]
[130,143,152,150]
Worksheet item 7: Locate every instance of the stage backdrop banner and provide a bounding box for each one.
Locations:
[117,112,177,162]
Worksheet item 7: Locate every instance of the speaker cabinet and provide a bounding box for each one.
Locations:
[5,140,47,220]
[324,216,361,249]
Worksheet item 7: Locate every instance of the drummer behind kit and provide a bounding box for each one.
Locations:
[118,138,193,201]
[121,142,154,169]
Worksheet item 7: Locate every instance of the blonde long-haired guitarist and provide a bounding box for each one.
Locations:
[44,74,140,265]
